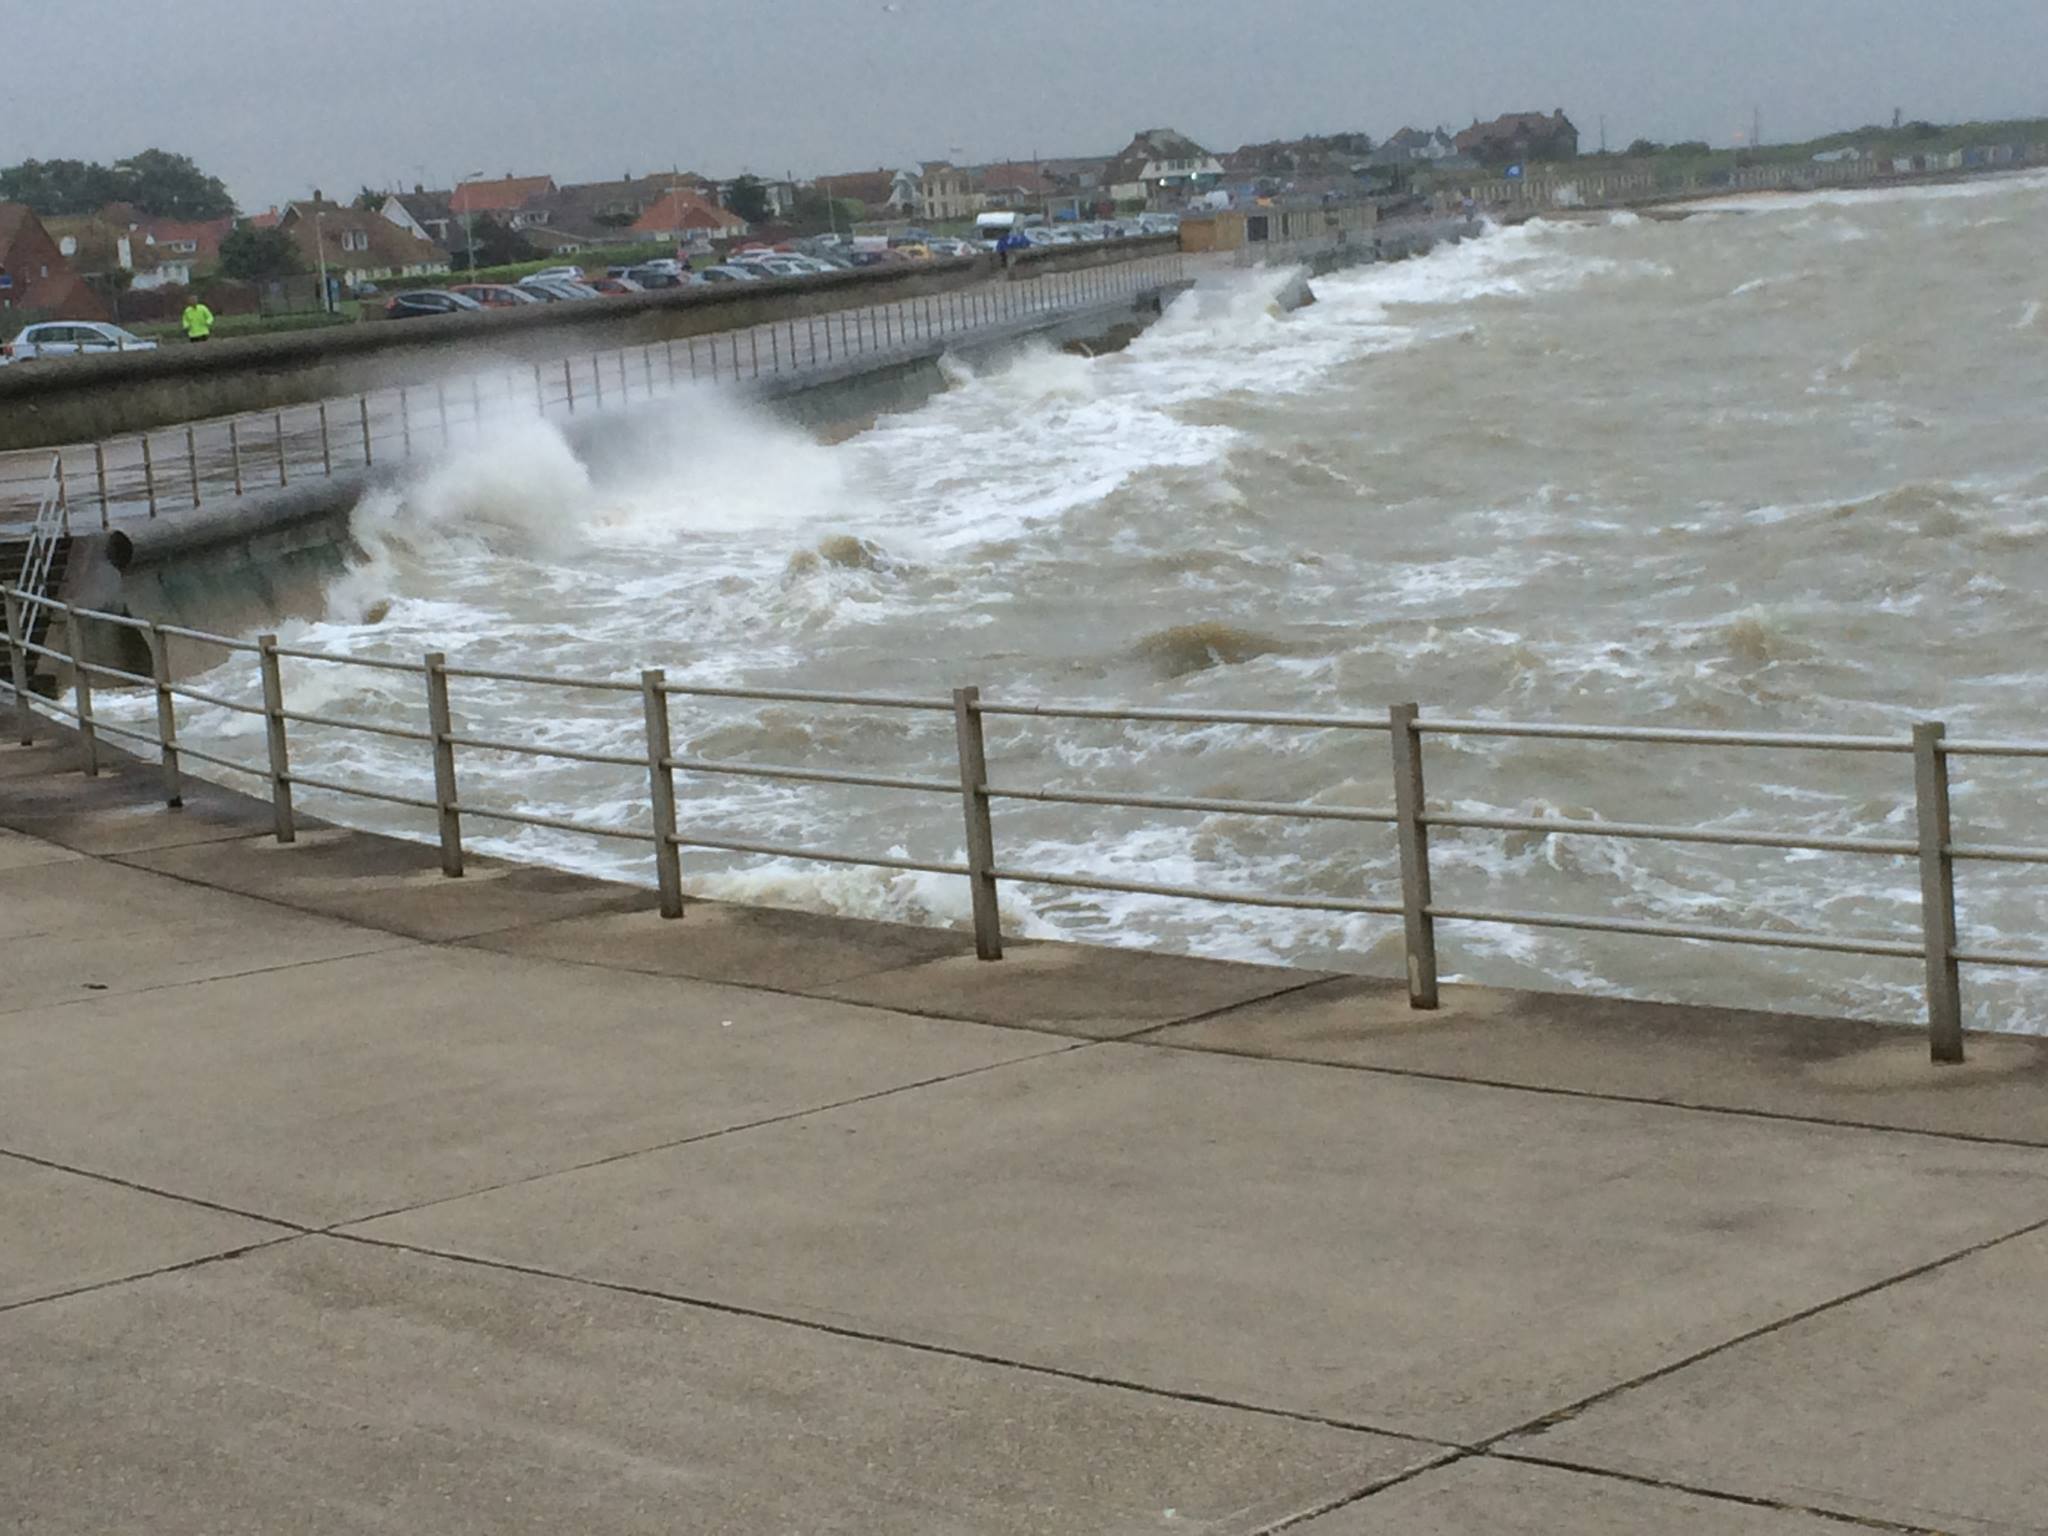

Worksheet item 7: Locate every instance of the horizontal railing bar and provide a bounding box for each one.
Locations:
[73,657,158,689]
[1953,948,2048,972]
[1427,903,1924,959]
[438,663,639,693]
[661,681,953,711]
[268,645,428,676]
[670,832,969,876]
[1426,811,1917,858]
[280,708,432,744]
[994,865,1402,915]
[976,701,1393,730]
[1949,842,2048,866]
[1942,739,2048,759]
[285,772,439,812]
[443,732,646,769]
[986,782,1398,823]
[74,715,161,750]
[165,681,266,716]
[450,802,648,840]
[154,623,261,652]
[1415,718,1912,752]
[174,742,270,778]
[668,755,956,794]
[5,593,156,632]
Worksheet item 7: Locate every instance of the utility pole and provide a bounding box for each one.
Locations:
[456,170,484,275]
[313,210,330,314]
[1599,114,1608,155]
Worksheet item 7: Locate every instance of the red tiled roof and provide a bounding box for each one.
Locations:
[450,175,557,214]
[630,189,747,236]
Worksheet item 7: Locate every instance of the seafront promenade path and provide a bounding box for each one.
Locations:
[8,722,2048,1533]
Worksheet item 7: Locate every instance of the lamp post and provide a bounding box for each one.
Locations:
[457,169,485,275]
[313,210,331,314]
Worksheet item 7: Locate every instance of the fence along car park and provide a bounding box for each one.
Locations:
[6,570,2044,1067]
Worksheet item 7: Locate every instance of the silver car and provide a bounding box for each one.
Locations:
[2,321,158,363]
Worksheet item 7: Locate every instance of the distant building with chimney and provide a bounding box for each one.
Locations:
[1455,111,1580,167]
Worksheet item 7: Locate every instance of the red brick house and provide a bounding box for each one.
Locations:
[448,174,558,216]
[1455,111,1580,167]
[0,202,110,323]
[629,188,749,243]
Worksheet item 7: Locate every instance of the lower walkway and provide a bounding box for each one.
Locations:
[7,726,2048,1533]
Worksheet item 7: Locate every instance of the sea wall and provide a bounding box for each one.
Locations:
[0,238,1177,453]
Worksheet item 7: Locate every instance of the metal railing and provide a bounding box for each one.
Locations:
[8,584,2042,1064]
[13,456,65,603]
[0,255,1189,529]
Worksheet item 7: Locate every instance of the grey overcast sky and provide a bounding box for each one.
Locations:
[9,0,2046,209]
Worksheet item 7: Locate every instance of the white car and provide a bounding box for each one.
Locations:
[523,265,587,286]
[2,321,159,363]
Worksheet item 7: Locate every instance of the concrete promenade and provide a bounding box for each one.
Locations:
[8,726,2048,1533]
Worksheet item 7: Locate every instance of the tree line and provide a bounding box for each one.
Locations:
[0,150,236,220]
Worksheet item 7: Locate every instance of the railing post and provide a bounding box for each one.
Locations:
[425,651,463,877]
[951,685,1003,960]
[4,592,33,745]
[274,411,289,486]
[534,362,546,412]
[68,608,97,777]
[593,353,605,409]
[1914,722,1964,1063]
[142,435,160,515]
[471,376,484,437]
[644,347,655,396]
[256,634,295,844]
[94,441,110,527]
[359,395,374,467]
[149,623,182,807]
[317,402,332,476]
[186,425,202,506]
[435,382,450,444]
[641,668,684,919]
[54,452,69,534]
[563,359,575,414]
[1388,703,1440,1009]
[227,420,244,495]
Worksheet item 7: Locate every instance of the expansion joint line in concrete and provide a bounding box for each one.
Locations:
[0,1233,308,1318]
[324,1228,1453,1454]
[1478,1207,2048,1454]
[1120,1025,2048,1155]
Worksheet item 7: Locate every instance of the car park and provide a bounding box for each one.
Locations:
[699,265,762,283]
[2,321,159,362]
[384,290,486,320]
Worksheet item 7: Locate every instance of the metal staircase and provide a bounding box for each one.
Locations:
[2,457,71,695]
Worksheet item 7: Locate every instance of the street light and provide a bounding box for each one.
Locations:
[457,169,485,274]
[313,210,330,314]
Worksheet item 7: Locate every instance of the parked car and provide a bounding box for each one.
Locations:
[518,277,603,302]
[623,266,693,289]
[384,290,486,320]
[351,282,383,299]
[698,265,762,283]
[587,276,646,296]
[525,265,586,285]
[2,321,158,363]
[631,257,688,277]
[450,283,545,308]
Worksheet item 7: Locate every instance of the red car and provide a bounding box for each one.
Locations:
[449,283,544,309]
[587,276,646,297]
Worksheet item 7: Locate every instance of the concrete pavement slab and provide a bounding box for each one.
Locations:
[1293,1457,1852,1534]
[464,900,975,992]
[816,938,1326,1037]
[0,740,295,853]
[1,943,1064,1227]
[0,826,78,870]
[0,856,409,1013]
[119,828,657,941]
[0,1158,287,1307]
[1504,1227,2048,1535]
[351,1045,2048,1444]
[1147,978,2048,1144]
[0,1237,1433,1534]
